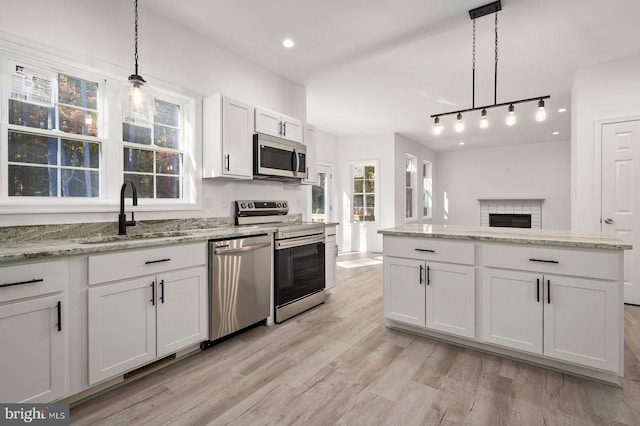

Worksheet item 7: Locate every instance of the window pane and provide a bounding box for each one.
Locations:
[154,125,180,149]
[61,169,99,197]
[364,166,375,179]
[156,152,181,175]
[123,123,152,145]
[353,179,363,193]
[406,188,413,218]
[8,132,57,165]
[353,207,364,221]
[58,74,98,110]
[62,139,100,168]
[8,99,54,129]
[365,179,375,193]
[353,194,364,207]
[59,105,97,136]
[9,165,57,196]
[124,173,154,198]
[364,209,375,222]
[156,176,181,199]
[124,148,154,173]
[154,100,180,127]
[366,194,375,209]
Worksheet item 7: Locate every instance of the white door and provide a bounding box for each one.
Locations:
[601,120,640,304]
[383,257,425,327]
[222,97,253,178]
[281,115,303,143]
[156,267,208,357]
[543,275,620,373]
[481,269,543,354]
[0,294,67,403]
[88,277,156,384]
[425,262,475,338]
[254,107,282,138]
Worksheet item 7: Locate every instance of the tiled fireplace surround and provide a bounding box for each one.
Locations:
[479,199,544,229]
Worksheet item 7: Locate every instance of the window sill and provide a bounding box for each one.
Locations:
[0,199,201,215]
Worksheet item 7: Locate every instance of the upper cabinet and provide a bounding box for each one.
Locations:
[203,94,254,179]
[255,106,303,143]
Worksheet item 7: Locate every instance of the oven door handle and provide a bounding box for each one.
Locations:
[215,242,271,255]
[276,234,325,250]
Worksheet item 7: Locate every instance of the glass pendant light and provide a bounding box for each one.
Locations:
[480,109,489,129]
[535,99,546,122]
[506,104,516,126]
[433,117,443,135]
[120,0,154,126]
[455,113,464,132]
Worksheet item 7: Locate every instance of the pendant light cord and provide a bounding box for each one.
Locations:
[472,18,476,109]
[494,11,498,105]
[134,0,139,76]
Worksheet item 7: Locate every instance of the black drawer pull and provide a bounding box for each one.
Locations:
[415,248,436,253]
[529,258,559,264]
[145,258,171,265]
[57,301,62,332]
[0,278,44,288]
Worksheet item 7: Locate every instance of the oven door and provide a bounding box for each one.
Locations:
[254,134,307,179]
[275,236,325,307]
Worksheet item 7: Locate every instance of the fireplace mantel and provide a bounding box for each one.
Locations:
[479,199,544,229]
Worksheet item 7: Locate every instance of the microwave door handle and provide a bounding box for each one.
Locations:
[292,148,299,176]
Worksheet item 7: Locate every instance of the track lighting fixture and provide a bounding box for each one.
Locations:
[432,116,443,135]
[430,0,550,135]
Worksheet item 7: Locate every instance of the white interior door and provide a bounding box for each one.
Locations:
[601,120,640,304]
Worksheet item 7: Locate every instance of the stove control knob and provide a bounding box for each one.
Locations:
[240,203,246,209]
[248,203,254,209]
[283,202,288,208]
[276,202,282,208]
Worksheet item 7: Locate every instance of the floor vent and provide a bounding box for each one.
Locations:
[123,354,176,380]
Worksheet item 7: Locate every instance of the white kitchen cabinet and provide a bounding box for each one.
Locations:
[302,124,318,185]
[325,225,337,289]
[0,259,69,403]
[384,257,425,327]
[255,106,303,143]
[203,94,254,179]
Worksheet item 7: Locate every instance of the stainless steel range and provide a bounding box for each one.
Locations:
[236,200,326,323]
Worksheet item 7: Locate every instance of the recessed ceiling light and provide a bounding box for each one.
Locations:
[553,131,560,135]
[459,142,465,145]
[282,38,295,48]
[558,108,567,113]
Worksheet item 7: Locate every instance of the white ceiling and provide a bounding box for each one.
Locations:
[142,0,640,151]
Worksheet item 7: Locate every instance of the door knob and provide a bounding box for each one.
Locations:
[604,218,614,224]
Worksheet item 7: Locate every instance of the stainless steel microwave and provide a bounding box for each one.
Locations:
[253,133,307,180]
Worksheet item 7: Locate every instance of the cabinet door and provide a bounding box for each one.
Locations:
[302,124,317,184]
[88,277,156,384]
[425,262,475,338]
[255,107,282,138]
[543,275,620,372]
[481,269,543,354]
[383,257,425,327]
[0,294,67,403]
[156,267,208,357]
[222,97,254,178]
[325,236,337,289]
[282,115,303,143]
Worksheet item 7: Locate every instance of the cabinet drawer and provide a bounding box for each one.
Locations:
[482,244,619,280]
[383,236,474,265]
[89,242,207,285]
[0,259,67,303]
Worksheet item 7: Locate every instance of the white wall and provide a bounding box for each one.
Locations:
[436,141,571,230]
[315,129,339,224]
[0,0,308,225]
[571,56,640,232]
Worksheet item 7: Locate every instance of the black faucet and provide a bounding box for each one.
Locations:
[119,181,138,235]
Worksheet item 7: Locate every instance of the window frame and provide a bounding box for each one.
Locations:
[423,160,433,220]
[351,160,378,224]
[405,154,417,222]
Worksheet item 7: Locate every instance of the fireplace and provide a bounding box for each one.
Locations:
[489,213,532,228]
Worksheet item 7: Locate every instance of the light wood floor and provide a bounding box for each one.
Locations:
[71,253,640,425]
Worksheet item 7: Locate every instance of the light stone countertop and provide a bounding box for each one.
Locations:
[378,224,632,250]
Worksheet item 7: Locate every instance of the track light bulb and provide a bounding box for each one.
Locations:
[433,117,443,135]
[455,113,464,132]
[480,109,488,129]
[506,104,516,126]
[536,99,546,122]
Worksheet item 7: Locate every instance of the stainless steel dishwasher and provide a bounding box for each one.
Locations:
[207,234,272,342]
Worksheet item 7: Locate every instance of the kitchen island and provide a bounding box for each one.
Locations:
[378,224,631,384]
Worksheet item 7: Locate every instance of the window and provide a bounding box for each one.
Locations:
[123,99,183,199]
[352,162,376,222]
[6,60,102,197]
[312,163,333,223]
[423,160,433,219]
[405,154,417,221]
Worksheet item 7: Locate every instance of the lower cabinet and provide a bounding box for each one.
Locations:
[384,256,475,338]
[482,268,620,372]
[325,227,337,289]
[88,267,207,384]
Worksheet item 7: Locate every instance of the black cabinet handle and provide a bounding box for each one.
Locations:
[415,248,435,253]
[225,154,230,171]
[145,258,171,265]
[0,278,44,288]
[151,281,155,305]
[57,301,62,332]
[427,266,431,285]
[419,265,423,284]
[529,258,559,264]
[160,280,165,304]
[536,278,540,302]
[547,280,551,304]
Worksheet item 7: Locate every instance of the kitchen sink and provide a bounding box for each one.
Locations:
[72,231,191,244]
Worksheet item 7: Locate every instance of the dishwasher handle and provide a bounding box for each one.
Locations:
[214,242,271,255]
